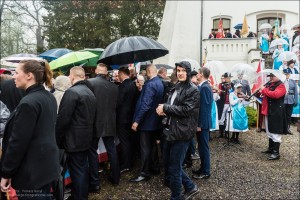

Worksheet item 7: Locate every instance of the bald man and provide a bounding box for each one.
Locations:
[130,64,164,182]
[56,66,97,200]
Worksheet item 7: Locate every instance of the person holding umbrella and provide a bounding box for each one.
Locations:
[259,29,270,54]
[259,72,287,160]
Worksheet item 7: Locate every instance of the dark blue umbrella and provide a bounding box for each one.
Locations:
[234,23,250,30]
[39,48,73,61]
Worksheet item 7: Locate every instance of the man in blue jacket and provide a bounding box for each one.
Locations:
[130,64,164,182]
[192,67,213,180]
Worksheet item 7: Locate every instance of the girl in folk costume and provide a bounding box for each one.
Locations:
[286,59,299,77]
[280,28,290,51]
[272,44,285,70]
[210,85,220,132]
[278,59,288,72]
[225,83,250,144]
[259,30,270,54]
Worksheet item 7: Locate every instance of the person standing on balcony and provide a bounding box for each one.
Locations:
[272,44,284,70]
[209,29,216,39]
[225,30,232,38]
[281,28,290,51]
[259,29,270,54]
[233,30,241,38]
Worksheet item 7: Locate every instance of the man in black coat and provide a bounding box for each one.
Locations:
[88,63,120,188]
[56,66,96,200]
[117,66,139,172]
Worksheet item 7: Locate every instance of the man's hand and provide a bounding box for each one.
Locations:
[156,104,166,116]
[0,178,11,192]
[131,122,138,132]
[197,127,201,132]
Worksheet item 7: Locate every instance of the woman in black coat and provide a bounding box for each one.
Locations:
[0,60,60,199]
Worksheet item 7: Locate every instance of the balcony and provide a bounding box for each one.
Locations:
[202,38,261,68]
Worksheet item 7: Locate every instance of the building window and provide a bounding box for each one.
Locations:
[213,18,231,31]
[257,17,282,37]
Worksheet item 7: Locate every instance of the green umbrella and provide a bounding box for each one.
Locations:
[50,51,98,70]
[79,48,104,67]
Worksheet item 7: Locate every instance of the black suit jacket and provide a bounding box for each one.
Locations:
[1,84,60,190]
[0,79,25,112]
[88,75,118,137]
[117,78,138,124]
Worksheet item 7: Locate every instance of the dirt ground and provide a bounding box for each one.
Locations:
[89,125,300,200]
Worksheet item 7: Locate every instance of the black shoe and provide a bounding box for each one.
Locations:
[235,139,241,145]
[129,175,151,182]
[192,174,210,179]
[218,133,224,138]
[268,142,280,160]
[183,185,200,200]
[192,169,201,175]
[120,168,131,174]
[88,185,100,193]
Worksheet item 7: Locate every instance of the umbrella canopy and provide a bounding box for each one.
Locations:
[230,63,257,83]
[293,36,299,45]
[278,51,297,62]
[39,48,73,61]
[280,24,291,31]
[259,69,285,82]
[269,38,289,49]
[292,24,300,30]
[2,53,43,63]
[49,51,98,70]
[234,23,249,30]
[79,48,104,67]
[204,61,228,84]
[181,58,200,71]
[98,36,169,65]
[259,23,272,31]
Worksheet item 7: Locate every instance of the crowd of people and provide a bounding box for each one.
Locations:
[0,46,299,200]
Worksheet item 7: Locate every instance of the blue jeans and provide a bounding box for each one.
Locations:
[163,140,195,200]
[197,129,210,175]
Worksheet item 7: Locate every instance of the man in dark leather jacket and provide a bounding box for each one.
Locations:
[156,61,200,200]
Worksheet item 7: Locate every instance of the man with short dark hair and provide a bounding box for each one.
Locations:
[56,66,96,200]
[117,66,139,172]
[192,67,213,180]
[156,61,200,200]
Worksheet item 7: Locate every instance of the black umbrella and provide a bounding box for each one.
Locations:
[155,64,173,69]
[98,36,169,65]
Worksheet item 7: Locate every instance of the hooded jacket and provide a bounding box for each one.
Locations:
[162,62,200,141]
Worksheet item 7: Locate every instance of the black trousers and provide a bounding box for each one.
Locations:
[117,123,133,169]
[140,130,159,176]
[285,104,294,126]
[68,151,89,200]
[102,136,120,184]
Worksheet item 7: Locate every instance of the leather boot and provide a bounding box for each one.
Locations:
[230,132,235,142]
[235,132,240,144]
[261,138,274,154]
[268,142,280,160]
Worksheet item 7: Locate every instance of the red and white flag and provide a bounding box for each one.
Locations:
[251,59,264,93]
[216,18,225,38]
